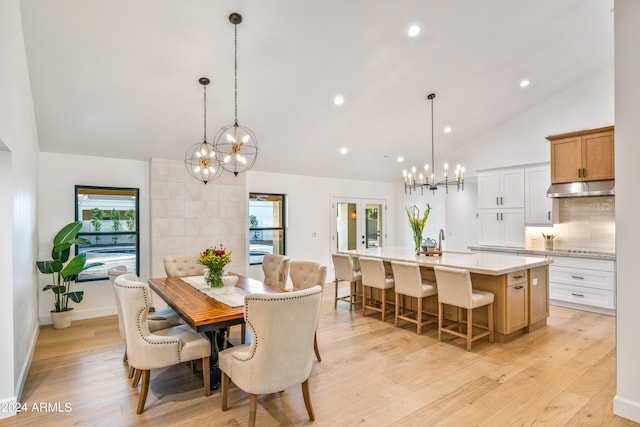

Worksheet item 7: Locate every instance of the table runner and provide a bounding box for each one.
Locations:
[181,275,247,307]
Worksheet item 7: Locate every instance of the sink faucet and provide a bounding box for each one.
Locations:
[438,228,445,252]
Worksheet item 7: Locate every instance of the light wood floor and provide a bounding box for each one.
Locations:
[7,283,639,427]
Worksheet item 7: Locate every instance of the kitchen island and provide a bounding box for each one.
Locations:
[341,247,553,342]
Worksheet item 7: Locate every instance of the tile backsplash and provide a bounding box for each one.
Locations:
[526,196,615,252]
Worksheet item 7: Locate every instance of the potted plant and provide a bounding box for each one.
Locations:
[36,221,103,328]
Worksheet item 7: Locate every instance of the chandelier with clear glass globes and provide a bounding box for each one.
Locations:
[214,12,259,176]
[403,93,464,194]
[184,77,223,184]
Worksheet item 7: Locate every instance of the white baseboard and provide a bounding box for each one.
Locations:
[39,306,117,325]
[14,323,39,402]
[0,397,18,419]
[614,395,640,423]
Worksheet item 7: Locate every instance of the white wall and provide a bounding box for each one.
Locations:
[37,152,150,324]
[0,0,40,418]
[614,0,640,422]
[246,171,397,281]
[446,66,614,176]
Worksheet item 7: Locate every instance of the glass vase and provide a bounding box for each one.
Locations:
[205,268,224,288]
[413,231,422,253]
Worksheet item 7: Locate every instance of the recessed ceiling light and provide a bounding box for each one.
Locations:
[333,95,345,105]
[444,127,452,134]
[408,25,420,37]
[340,147,348,155]
[519,79,530,88]
[397,156,404,162]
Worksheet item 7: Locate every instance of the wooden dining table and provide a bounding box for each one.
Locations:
[148,272,284,389]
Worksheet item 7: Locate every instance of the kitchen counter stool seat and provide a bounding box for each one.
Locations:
[358,257,395,321]
[434,266,494,351]
[390,261,438,334]
[331,253,362,311]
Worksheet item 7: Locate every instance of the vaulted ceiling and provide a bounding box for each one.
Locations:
[20,0,613,182]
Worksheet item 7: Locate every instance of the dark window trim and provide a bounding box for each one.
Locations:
[249,192,287,266]
[74,185,140,281]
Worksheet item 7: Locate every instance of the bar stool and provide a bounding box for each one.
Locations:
[390,261,438,334]
[358,257,395,321]
[331,253,361,311]
[434,266,494,351]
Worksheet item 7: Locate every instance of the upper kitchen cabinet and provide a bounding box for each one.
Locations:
[547,126,614,184]
[525,164,556,225]
[478,168,525,209]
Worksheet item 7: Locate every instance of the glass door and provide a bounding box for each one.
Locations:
[332,198,386,252]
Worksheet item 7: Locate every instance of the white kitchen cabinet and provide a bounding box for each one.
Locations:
[478,209,525,247]
[525,164,556,225]
[478,168,525,209]
[548,256,615,315]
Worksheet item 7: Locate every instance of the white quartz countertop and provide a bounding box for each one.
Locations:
[467,245,616,261]
[342,247,552,276]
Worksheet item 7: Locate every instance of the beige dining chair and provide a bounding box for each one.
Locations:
[219,286,323,427]
[390,261,438,334]
[331,253,361,311]
[434,266,494,351]
[289,260,327,361]
[261,254,290,288]
[358,257,395,322]
[163,254,203,277]
[114,274,212,414]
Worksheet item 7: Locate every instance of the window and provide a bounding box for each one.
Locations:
[249,193,286,265]
[75,185,140,281]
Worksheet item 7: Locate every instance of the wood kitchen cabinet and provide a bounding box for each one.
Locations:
[547,126,614,184]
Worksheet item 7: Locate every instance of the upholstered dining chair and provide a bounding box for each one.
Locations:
[434,266,495,351]
[261,254,290,288]
[331,253,361,311]
[289,260,328,361]
[358,257,395,322]
[108,267,176,379]
[219,286,323,427]
[390,261,438,334]
[113,275,212,414]
[163,253,245,342]
[163,254,203,277]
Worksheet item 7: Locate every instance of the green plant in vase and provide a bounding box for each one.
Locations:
[406,204,431,253]
[199,245,231,288]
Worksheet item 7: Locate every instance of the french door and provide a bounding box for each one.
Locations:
[331,198,386,252]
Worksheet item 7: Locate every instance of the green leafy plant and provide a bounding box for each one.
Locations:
[406,204,431,252]
[125,208,136,243]
[90,208,104,244]
[36,221,103,312]
[249,214,259,240]
[111,208,120,244]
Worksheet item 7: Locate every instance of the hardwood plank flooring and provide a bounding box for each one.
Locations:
[5,283,638,426]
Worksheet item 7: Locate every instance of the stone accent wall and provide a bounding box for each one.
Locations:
[150,158,247,278]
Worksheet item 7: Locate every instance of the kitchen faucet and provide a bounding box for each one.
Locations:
[438,228,445,252]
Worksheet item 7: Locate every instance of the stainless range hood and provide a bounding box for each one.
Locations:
[546,180,615,198]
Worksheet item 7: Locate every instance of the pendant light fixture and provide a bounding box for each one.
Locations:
[403,93,464,194]
[214,12,259,176]
[185,77,223,184]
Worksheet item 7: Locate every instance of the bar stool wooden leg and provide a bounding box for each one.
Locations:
[466,308,473,351]
[438,302,443,341]
[381,288,386,322]
[395,293,400,326]
[417,296,423,335]
[488,303,494,343]
[334,279,339,309]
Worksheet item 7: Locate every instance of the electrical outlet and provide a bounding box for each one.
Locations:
[532,278,538,286]
[311,232,317,238]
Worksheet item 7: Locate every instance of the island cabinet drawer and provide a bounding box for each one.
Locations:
[549,283,615,309]
[507,270,528,286]
[549,266,614,291]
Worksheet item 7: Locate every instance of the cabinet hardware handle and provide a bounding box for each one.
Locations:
[496,197,499,205]
[578,168,582,178]
[513,275,524,279]
[496,213,500,221]
[514,285,524,290]
[571,293,584,297]
[548,211,551,220]
[571,275,585,280]
[501,212,504,220]
[500,196,503,205]
[582,168,586,177]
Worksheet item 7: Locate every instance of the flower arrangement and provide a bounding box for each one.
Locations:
[199,245,231,287]
[406,204,431,252]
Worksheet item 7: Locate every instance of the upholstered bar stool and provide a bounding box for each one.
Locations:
[358,257,395,321]
[331,253,361,311]
[390,261,438,334]
[434,266,494,351]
